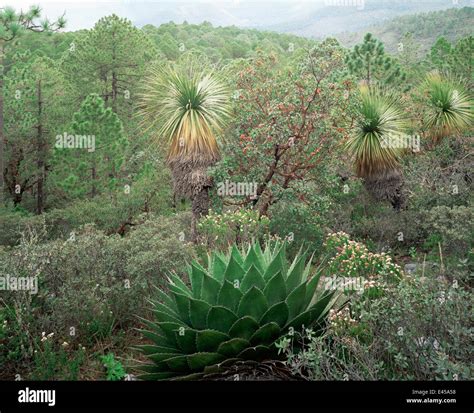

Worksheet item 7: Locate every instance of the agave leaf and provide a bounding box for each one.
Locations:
[210,253,227,283]
[154,287,178,311]
[138,372,178,380]
[152,309,185,325]
[187,352,226,371]
[237,345,271,360]
[188,298,211,330]
[149,352,184,364]
[249,322,281,346]
[175,328,197,353]
[136,328,170,348]
[253,241,264,260]
[139,317,186,338]
[263,271,286,306]
[134,363,163,374]
[216,338,250,357]
[286,244,304,275]
[217,280,243,312]
[240,264,266,293]
[204,357,242,373]
[230,244,244,265]
[237,286,268,320]
[196,330,230,352]
[303,272,323,310]
[263,249,285,280]
[134,344,179,356]
[260,301,289,328]
[206,306,238,333]
[242,244,264,273]
[286,282,307,320]
[157,322,182,348]
[171,372,205,381]
[147,298,179,317]
[167,273,192,297]
[286,290,335,329]
[165,355,190,372]
[224,255,245,282]
[189,263,207,299]
[302,251,317,282]
[201,273,221,305]
[172,292,192,326]
[286,254,307,293]
[228,316,260,340]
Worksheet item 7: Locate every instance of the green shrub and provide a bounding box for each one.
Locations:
[0,213,195,360]
[421,205,473,254]
[197,208,270,250]
[279,266,472,380]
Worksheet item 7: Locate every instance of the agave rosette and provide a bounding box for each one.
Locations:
[134,241,337,380]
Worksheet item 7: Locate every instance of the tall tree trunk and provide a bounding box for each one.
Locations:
[191,185,211,242]
[0,43,5,205]
[91,160,97,198]
[36,79,45,214]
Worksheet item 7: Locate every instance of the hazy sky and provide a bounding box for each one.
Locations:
[0,0,469,32]
[0,0,347,30]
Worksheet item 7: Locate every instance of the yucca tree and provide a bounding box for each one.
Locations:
[422,72,473,143]
[345,86,409,209]
[133,241,338,380]
[138,56,231,240]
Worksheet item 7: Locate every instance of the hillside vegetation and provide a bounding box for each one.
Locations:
[337,7,473,54]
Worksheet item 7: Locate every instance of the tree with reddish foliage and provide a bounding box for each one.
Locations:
[213,39,356,216]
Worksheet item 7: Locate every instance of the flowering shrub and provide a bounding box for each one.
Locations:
[278,266,472,380]
[328,307,359,333]
[197,208,270,249]
[324,231,403,291]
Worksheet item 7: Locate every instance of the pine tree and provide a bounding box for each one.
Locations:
[346,33,406,86]
[3,51,35,206]
[429,36,452,72]
[53,94,128,199]
[0,5,65,204]
[451,36,473,87]
[60,14,157,130]
[3,53,70,210]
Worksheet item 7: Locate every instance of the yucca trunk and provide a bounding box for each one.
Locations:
[170,158,216,241]
[364,169,406,211]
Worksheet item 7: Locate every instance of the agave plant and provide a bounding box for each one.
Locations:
[138,55,231,240]
[345,86,409,209]
[423,72,473,142]
[134,241,337,380]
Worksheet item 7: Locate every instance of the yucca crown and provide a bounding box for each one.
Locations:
[135,241,336,380]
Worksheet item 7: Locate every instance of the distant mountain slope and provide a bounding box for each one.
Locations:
[264,0,469,38]
[336,7,473,54]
